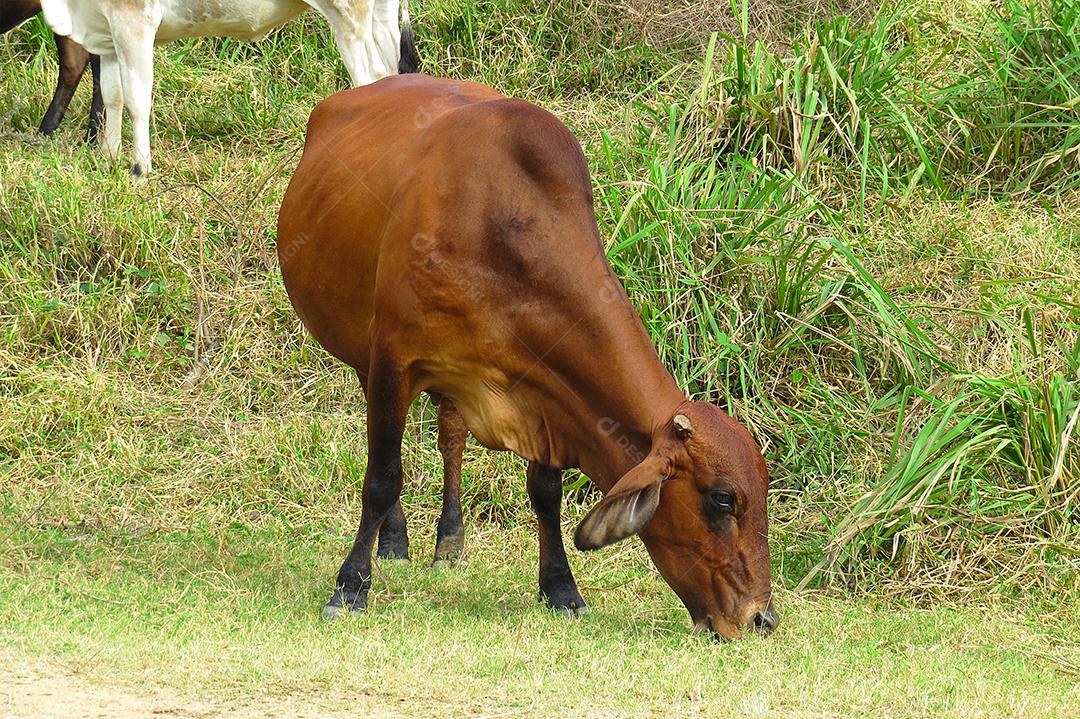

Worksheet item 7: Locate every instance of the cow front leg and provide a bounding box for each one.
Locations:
[39,34,89,136]
[376,500,409,561]
[98,54,122,163]
[432,395,466,568]
[113,24,155,178]
[324,357,410,619]
[527,462,586,616]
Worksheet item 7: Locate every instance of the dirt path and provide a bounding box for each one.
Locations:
[0,669,405,719]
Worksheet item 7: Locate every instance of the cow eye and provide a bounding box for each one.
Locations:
[709,491,736,513]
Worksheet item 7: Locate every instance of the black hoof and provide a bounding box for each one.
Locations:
[431,554,467,570]
[322,588,366,621]
[321,603,346,621]
[376,532,410,562]
[433,530,464,564]
[376,547,410,563]
[539,585,588,617]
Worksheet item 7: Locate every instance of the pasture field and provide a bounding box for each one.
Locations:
[1,0,1078,717]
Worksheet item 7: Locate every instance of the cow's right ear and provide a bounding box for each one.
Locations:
[573,454,670,551]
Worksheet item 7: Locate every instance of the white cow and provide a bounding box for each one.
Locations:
[40,0,416,177]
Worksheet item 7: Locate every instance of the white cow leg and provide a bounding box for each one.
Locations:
[335,36,375,87]
[368,0,402,79]
[113,28,155,179]
[98,55,123,163]
[334,29,400,87]
[325,22,375,87]
[314,0,399,87]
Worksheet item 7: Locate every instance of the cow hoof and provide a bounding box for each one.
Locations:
[547,601,588,618]
[431,555,467,571]
[432,533,465,567]
[376,543,410,562]
[539,588,588,617]
[130,164,148,182]
[377,553,410,565]
[322,589,366,621]
[321,604,345,621]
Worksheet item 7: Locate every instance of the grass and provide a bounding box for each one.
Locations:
[2,523,1078,717]
[0,0,1078,716]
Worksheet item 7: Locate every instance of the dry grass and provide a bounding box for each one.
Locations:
[620,0,880,50]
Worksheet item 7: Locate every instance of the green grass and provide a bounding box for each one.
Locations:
[2,522,1078,717]
[1,0,1078,715]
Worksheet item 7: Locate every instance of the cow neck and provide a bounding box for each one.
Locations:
[544,255,687,493]
[568,359,685,493]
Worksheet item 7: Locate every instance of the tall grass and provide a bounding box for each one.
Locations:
[927,0,1080,193]
[659,0,1080,200]
[590,0,1079,592]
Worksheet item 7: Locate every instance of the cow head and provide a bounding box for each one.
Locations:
[574,401,776,639]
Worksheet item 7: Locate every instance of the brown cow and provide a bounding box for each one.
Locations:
[277,75,778,638]
[2,0,102,142]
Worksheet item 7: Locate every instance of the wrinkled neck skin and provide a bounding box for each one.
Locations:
[575,389,685,492]
[502,337,685,490]
[531,251,687,491]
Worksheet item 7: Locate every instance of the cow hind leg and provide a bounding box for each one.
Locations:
[324,355,410,619]
[377,392,469,566]
[113,28,155,178]
[39,35,89,136]
[86,54,104,145]
[527,462,587,616]
[376,500,410,561]
[432,395,466,569]
[316,0,400,87]
[98,55,123,162]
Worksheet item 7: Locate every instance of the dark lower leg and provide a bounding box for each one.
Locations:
[324,363,408,618]
[433,397,467,566]
[86,54,104,145]
[527,462,586,614]
[39,36,89,136]
[327,452,404,615]
[376,500,410,561]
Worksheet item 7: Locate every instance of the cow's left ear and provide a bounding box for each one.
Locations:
[574,453,670,551]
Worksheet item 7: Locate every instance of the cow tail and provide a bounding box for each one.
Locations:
[398,0,419,74]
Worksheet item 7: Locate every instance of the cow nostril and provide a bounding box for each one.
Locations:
[751,607,779,636]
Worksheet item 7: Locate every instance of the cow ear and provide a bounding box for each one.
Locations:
[574,454,669,551]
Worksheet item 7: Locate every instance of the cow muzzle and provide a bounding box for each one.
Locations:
[693,605,779,640]
[750,606,779,636]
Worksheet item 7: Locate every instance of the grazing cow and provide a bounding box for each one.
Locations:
[39,0,419,177]
[277,75,778,639]
[1,0,103,142]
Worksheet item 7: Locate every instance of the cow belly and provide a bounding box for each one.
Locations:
[156,0,309,42]
[419,365,553,464]
[458,397,566,468]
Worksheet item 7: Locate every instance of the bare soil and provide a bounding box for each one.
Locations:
[0,668,404,719]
